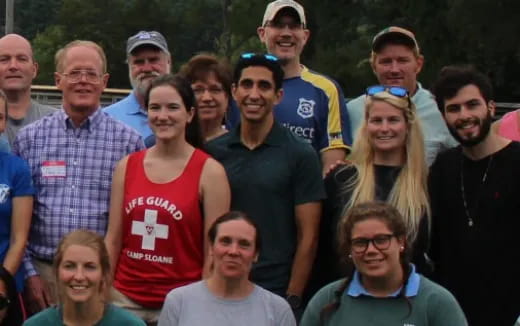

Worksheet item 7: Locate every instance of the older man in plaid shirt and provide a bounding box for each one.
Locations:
[13,40,144,314]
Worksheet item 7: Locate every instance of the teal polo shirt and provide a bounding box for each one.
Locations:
[206,122,325,295]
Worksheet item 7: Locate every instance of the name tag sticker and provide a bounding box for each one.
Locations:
[41,161,66,178]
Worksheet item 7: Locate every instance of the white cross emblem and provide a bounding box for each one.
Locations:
[131,209,169,250]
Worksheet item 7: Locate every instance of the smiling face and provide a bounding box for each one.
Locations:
[350,218,404,281]
[210,219,258,280]
[372,44,423,94]
[0,34,37,93]
[55,45,108,116]
[58,244,104,305]
[366,100,408,157]
[192,72,228,123]
[233,66,282,124]
[257,11,309,65]
[443,84,493,147]
[147,85,194,141]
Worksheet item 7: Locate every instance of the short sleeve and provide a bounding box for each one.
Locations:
[158,290,180,326]
[12,157,35,197]
[428,285,468,326]
[316,79,351,151]
[292,145,326,205]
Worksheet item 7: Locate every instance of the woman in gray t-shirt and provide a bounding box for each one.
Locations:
[158,211,296,326]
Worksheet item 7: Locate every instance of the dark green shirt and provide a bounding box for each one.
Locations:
[301,276,468,326]
[206,123,325,295]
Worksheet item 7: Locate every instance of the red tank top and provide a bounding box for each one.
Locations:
[114,148,209,308]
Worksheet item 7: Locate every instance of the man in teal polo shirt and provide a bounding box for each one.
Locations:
[347,26,457,165]
[206,53,325,312]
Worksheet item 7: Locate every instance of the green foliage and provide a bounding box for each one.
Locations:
[7,0,520,100]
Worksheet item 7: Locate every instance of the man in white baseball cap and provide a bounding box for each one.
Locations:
[228,0,353,174]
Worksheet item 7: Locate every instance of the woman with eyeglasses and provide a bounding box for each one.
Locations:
[0,90,33,308]
[24,230,146,326]
[179,54,232,142]
[301,201,466,325]
[0,266,22,326]
[158,211,296,326]
[314,86,431,291]
[105,74,230,325]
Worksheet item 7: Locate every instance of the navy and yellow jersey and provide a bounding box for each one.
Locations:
[227,66,352,152]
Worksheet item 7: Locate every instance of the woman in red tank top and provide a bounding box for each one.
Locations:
[105,74,231,324]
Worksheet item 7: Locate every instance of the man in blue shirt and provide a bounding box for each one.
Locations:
[229,1,352,172]
[104,31,171,146]
[14,40,144,314]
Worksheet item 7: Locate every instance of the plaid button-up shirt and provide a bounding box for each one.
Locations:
[13,108,145,276]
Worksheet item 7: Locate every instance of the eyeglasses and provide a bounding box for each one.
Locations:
[265,21,304,30]
[60,69,103,84]
[0,295,10,310]
[240,53,278,62]
[192,86,225,97]
[366,85,409,98]
[351,234,395,254]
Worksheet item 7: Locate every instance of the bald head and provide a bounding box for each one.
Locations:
[0,34,34,57]
[0,34,38,93]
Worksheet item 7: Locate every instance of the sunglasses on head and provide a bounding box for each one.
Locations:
[240,53,279,62]
[366,85,409,98]
[0,295,10,310]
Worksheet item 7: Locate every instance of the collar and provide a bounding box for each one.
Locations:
[126,92,147,115]
[228,122,285,148]
[347,264,420,298]
[60,107,104,132]
[411,82,427,101]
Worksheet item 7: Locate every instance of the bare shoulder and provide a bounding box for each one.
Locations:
[201,157,227,177]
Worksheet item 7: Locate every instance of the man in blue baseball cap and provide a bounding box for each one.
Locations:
[104,31,171,146]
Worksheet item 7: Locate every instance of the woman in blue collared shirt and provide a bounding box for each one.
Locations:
[0,90,34,295]
[301,202,467,326]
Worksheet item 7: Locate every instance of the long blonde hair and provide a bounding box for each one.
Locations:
[342,91,430,242]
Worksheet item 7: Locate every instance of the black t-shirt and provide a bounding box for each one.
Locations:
[429,141,520,326]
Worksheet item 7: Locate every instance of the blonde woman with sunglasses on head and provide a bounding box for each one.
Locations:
[312,86,431,292]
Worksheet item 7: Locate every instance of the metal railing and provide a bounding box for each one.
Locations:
[31,85,519,117]
[30,85,131,108]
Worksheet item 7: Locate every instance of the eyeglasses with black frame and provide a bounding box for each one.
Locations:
[350,234,395,254]
[366,85,409,98]
[265,20,304,30]
[0,294,10,310]
[60,69,104,84]
[240,53,278,62]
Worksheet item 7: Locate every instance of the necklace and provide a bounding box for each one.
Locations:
[460,154,493,227]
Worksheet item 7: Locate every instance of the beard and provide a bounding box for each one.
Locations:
[447,110,492,147]
[130,71,161,97]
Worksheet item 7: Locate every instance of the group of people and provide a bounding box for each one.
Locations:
[0,0,519,325]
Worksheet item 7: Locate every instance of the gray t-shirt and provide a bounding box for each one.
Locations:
[158,281,296,326]
[7,100,56,145]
